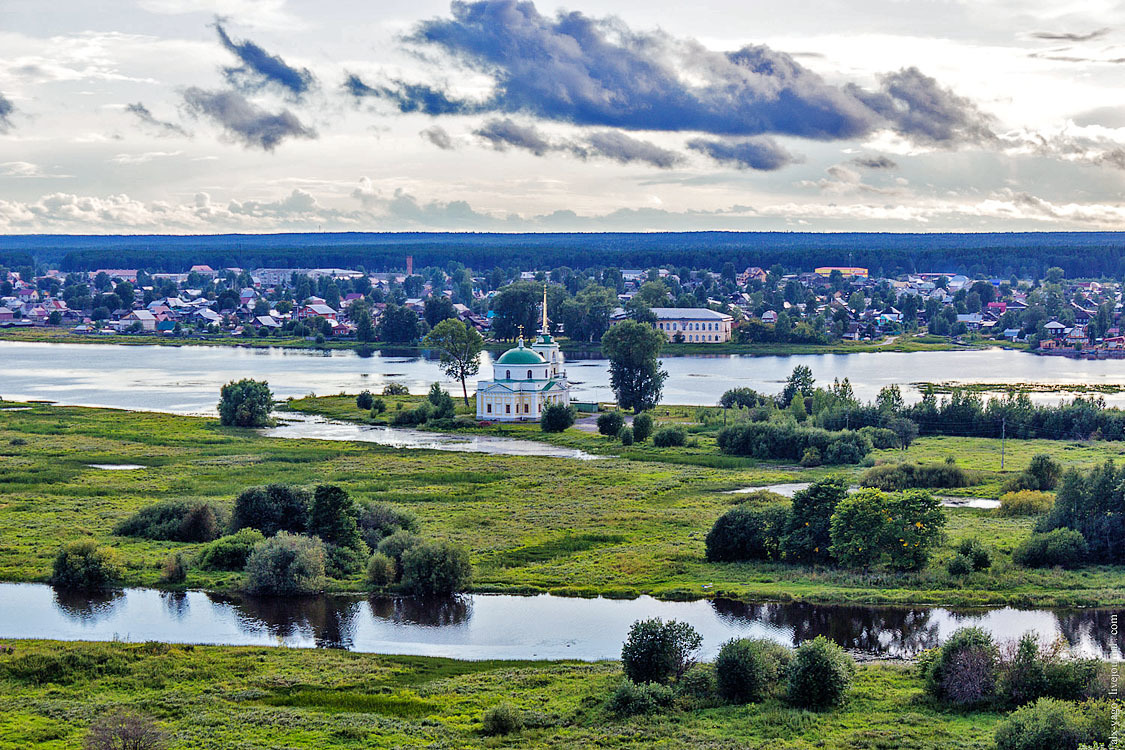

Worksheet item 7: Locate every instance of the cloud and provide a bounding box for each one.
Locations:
[687,137,798,170]
[474,117,553,155]
[214,20,315,99]
[126,102,190,137]
[580,131,683,168]
[851,154,898,169]
[362,0,987,148]
[847,67,994,145]
[799,163,900,195]
[181,87,316,151]
[0,93,14,133]
[110,151,183,165]
[1029,28,1111,42]
[420,125,454,149]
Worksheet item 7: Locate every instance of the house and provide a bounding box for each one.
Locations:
[986,301,1007,316]
[737,266,768,285]
[297,303,338,321]
[649,307,734,343]
[123,309,157,331]
[1044,320,1067,338]
[254,315,282,329]
[761,310,778,324]
[956,313,984,330]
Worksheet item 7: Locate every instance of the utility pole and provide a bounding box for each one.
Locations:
[1001,417,1006,470]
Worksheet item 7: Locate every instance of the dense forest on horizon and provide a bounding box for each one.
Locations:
[3,231,1125,278]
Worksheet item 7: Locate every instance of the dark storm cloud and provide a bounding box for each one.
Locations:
[1029,28,1111,42]
[126,102,189,137]
[474,118,553,155]
[182,88,315,151]
[851,154,898,169]
[420,125,454,149]
[686,137,798,170]
[358,0,987,149]
[214,20,316,99]
[848,67,994,145]
[0,93,14,132]
[580,131,683,168]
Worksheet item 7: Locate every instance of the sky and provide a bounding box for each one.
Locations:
[0,0,1123,234]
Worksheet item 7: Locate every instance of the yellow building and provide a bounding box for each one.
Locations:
[815,266,869,278]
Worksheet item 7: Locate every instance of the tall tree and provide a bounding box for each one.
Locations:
[423,318,483,405]
[377,303,422,344]
[601,321,667,413]
[351,300,375,342]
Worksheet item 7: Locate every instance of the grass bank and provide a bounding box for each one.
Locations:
[6,402,1125,606]
[0,639,1003,749]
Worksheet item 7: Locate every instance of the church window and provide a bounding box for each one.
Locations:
[527,369,532,379]
[487,403,492,413]
[505,370,510,379]
[506,404,510,414]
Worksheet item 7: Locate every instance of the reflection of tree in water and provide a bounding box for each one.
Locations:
[367,596,471,628]
[1056,610,1125,658]
[213,594,362,649]
[710,600,941,656]
[160,591,189,620]
[52,586,125,623]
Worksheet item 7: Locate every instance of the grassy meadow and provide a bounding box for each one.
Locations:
[0,639,1003,750]
[4,400,1125,605]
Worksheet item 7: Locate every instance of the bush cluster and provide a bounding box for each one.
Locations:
[859,459,974,491]
[999,490,1055,517]
[717,422,872,464]
[705,504,789,562]
[632,413,653,442]
[197,528,265,571]
[1013,529,1088,568]
[621,618,702,684]
[539,403,575,432]
[995,697,1112,750]
[607,679,674,716]
[51,539,122,591]
[652,425,687,447]
[597,411,625,437]
[356,502,419,550]
[785,636,855,709]
[113,500,221,543]
[1037,460,1125,563]
[713,638,791,703]
[244,532,326,595]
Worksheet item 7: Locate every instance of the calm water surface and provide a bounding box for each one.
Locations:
[3,341,1125,414]
[0,583,1119,660]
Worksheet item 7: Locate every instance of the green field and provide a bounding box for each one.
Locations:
[0,639,1003,749]
[5,401,1125,606]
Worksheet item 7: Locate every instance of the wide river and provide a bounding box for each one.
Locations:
[2,340,1124,414]
[2,583,1120,661]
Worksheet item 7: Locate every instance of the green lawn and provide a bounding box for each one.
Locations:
[0,639,1003,749]
[5,401,1125,606]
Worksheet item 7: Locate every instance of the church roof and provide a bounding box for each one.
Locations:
[495,341,546,365]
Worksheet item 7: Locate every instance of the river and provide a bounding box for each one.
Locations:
[2,341,1125,415]
[1,583,1119,661]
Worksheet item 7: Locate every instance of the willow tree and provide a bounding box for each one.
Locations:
[601,320,667,413]
[423,318,483,405]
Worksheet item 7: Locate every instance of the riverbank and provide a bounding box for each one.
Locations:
[0,324,1025,357]
[6,402,1125,607]
[0,638,999,749]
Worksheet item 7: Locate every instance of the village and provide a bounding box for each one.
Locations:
[0,257,1121,355]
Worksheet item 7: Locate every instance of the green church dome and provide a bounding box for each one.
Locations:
[495,343,546,365]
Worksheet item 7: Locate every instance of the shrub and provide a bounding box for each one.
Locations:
[370,398,386,415]
[1003,454,1064,494]
[619,426,634,445]
[218,378,273,427]
[999,490,1055,517]
[230,484,310,537]
[606,679,674,716]
[829,489,945,570]
[1014,529,1088,569]
[197,528,265,571]
[799,447,822,467]
[859,461,973,491]
[720,387,765,409]
[947,553,972,576]
[377,530,421,576]
[51,540,122,590]
[676,664,717,703]
[994,697,1109,750]
[598,411,625,437]
[382,382,409,396]
[540,403,576,432]
[85,710,166,750]
[366,552,397,586]
[714,638,792,704]
[859,426,899,450]
[923,627,998,705]
[244,532,325,595]
[357,502,419,549]
[356,390,374,410]
[652,425,687,448]
[113,501,220,543]
[426,383,456,419]
[780,476,849,564]
[621,618,703,684]
[309,485,364,551]
[717,422,871,464]
[400,541,472,596]
[481,703,522,736]
[160,553,187,584]
[632,412,653,442]
[956,538,992,571]
[325,543,368,578]
[393,402,433,426]
[785,636,855,709]
[705,504,790,562]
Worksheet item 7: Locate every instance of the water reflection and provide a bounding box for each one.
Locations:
[2,584,1117,660]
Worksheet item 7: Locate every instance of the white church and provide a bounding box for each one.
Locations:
[476,289,570,421]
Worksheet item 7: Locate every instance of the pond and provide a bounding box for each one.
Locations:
[2,341,1125,415]
[728,483,1001,509]
[0,583,1119,661]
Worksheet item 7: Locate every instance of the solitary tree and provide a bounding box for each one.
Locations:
[601,320,668,413]
[218,379,273,427]
[423,318,483,405]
